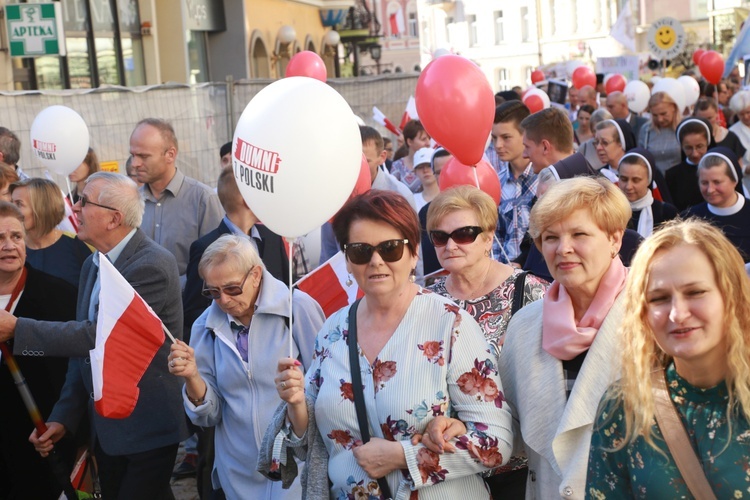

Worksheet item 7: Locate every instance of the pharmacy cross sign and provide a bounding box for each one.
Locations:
[5,3,66,57]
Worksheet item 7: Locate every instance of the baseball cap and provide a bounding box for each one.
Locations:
[413,147,434,168]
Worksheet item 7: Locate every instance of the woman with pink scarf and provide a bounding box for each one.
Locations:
[498,177,631,499]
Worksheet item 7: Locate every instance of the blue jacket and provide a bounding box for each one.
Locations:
[185,268,324,499]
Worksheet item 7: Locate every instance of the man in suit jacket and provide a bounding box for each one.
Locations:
[0,172,189,499]
[0,202,78,499]
[183,166,289,340]
[606,91,648,138]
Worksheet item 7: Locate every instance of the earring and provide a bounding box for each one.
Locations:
[611,248,617,259]
[484,249,491,257]
[409,270,416,283]
[345,274,353,287]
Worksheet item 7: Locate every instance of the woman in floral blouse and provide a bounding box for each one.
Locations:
[262,190,513,499]
[586,219,750,499]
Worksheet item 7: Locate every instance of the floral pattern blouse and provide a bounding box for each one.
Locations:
[429,269,548,359]
[301,289,513,499]
[586,363,750,499]
[390,158,423,193]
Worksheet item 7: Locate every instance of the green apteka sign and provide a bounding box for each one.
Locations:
[5,3,66,57]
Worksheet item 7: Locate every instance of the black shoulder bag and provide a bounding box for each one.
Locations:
[510,271,529,316]
[347,299,394,500]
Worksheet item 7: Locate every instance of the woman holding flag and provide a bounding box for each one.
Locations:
[167,234,324,499]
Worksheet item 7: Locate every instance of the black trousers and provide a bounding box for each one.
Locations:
[95,440,178,500]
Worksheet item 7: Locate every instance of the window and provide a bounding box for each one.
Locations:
[497,68,510,90]
[494,11,504,44]
[468,15,478,46]
[521,7,530,42]
[408,12,418,37]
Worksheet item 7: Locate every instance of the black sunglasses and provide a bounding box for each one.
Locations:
[201,269,253,299]
[343,239,409,265]
[429,226,484,247]
[80,195,118,211]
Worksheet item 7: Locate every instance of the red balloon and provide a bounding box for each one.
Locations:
[692,49,706,67]
[699,50,725,85]
[329,154,371,223]
[416,55,495,166]
[438,157,500,206]
[531,70,545,84]
[572,66,596,89]
[285,51,327,82]
[605,74,627,94]
[524,94,544,114]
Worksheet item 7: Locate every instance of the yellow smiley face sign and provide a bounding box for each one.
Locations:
[648,17,686,60]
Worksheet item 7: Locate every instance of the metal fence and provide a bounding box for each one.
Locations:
[0,73,418,187]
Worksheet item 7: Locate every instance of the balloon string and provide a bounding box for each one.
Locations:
[472,165,480,189]
[287,237,296,359]
[65,177,74,206]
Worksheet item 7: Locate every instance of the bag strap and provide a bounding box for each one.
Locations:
[651,368,717,500]
[510,271,528,316]
[347,300,393,499]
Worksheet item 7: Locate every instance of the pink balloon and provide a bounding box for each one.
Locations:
[572,66,596,90]
[285,51,327,82]
[438,157,500,206]
[416,55,495,166]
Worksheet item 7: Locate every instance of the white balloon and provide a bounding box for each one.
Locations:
[652,77,686,113]
[29,106,89,176]
[232,77,361,238]
[624,80,651,113]
[677,75,700,107]
[433,48,451,59]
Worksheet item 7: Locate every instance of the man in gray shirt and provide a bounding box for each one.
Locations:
[129,118,223,287]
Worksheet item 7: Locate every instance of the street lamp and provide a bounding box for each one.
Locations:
[324,30,340,77]
[370,44,382,75]
[273,25,297,78]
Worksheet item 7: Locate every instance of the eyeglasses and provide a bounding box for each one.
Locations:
[429,226,484,247]
[343,239,409,265]
[201,269,253,299]
[79,195,118,211]
[593,139,615,148]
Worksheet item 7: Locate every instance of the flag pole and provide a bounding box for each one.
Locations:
[161,323,177,344]
[0,343,78,499]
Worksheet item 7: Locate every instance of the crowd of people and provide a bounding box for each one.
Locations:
[0,68,748,500]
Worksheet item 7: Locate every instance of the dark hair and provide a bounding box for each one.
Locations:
[0,128,21,166]
[332,190,420,256]
[402,120,426,143]
[578,104,596,116]
[82,148,101,178]
[694,97,719,114]
[359,125,384,152]
[521,107,574,153]
[677,118,712,144]
[494,101,531,131]
[219,141,232,158]
[216,167,243,214]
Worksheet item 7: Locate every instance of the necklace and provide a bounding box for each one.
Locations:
[446,259,494,301]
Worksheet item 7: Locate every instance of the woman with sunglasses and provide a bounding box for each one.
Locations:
[264,190,513,499]
[167,234,324,500]
[424,185,548,498]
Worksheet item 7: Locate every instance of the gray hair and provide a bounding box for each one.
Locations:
[85,172,144,228]
[198,234,263,280]
[589,109,614,134]
[729,90,750,113]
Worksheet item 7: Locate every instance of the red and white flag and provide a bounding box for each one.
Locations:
[389,6,405,37]
[372,106,402,136]
[399,95,419,131]
[90,256,165,419]
[296,252,363,318]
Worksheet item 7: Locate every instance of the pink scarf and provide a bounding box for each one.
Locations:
[542,257,627,361]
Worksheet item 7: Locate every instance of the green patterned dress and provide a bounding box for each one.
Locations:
[586,363,750,499]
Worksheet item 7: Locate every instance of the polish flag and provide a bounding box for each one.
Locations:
[372,106,402,136]
[90,256,165,419]
[296,251,363,318]
[399,95,420,131]
[389,6,405,37]
[59,192,79,234]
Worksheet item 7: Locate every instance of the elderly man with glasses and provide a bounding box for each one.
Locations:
[0,171,189,499]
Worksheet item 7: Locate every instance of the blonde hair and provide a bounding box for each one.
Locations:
[9,178,65,235]
[426,185,498,233]
[648,92,681,131]
[615,218,750,449]
[528,176,630,248]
